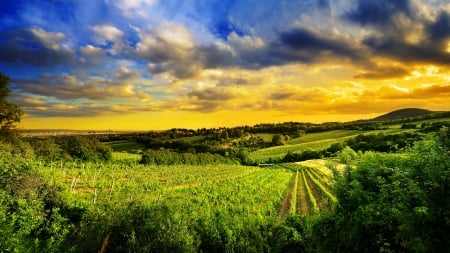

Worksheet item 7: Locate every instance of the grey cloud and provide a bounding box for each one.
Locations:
[344,0,412,26]
[0,28,77,67]
[187,88,236,101]
[13,73,151,101]
[363,36,450,65]
[354,66,410,79]
[427,11,450,45]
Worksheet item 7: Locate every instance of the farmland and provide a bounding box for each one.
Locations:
[1,112,449,252]
[249,128,418,163]
[36,156,341,218]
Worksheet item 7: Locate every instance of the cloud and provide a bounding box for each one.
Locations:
[113,0,157,17]
[0,27,77,66]
[91,24,126,55]
[28,27,67,50]
[363,35,450,65]
[14,73,151,101]
[380,83,450,99]
[344,0,412,26]
[187,87,237,101]
[341,1,450,66]
[80,45,105,57]
[273,27,368,66]
[133,22,208,78]
[354,65,410,79]
[427,11,450,44]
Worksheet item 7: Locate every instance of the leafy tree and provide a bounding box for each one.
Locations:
[293,130,306,138]
[220,129,229,140]
[272,134,284,146]
[337,146,358,164]
[60,136,112,161]
[0,72,23,137]
[33,139,62,161]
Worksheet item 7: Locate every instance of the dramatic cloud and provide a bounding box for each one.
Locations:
[0,0,448,129]
[14,73,151,101]
[0,27,76,66]
[345,0,412,26]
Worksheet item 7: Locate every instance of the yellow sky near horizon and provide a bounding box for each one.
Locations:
[17,62,450,130]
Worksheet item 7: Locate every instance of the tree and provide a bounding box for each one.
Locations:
[0,72,23,136]
[220,129,229,140]
[272,134,284,146]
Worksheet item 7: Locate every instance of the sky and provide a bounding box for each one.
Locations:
[1,0,449,130]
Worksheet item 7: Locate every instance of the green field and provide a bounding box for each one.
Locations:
[105,140,145,153]
[37,156,338,220]
[249,127,419,163]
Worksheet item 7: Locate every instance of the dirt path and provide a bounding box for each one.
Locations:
[278,172,296,217]
[296,169,310,215]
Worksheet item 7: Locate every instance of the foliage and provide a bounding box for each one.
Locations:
[33,139,62,161]
[309,129,450,252]
[337,146,358,165]
[269,215,308,253]
[0,150,73,252]
[0,72,23,137]
[60,136,112,162]
[345,132,422,152]
[140,149,237,165]
[272,134,285,146]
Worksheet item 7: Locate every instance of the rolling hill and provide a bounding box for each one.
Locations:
[373,108,433,121]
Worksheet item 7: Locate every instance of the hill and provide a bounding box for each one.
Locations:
[373,108,433,121]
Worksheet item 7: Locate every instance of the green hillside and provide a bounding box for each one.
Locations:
[373,108,433,120]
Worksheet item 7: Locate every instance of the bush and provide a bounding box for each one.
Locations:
[309,130,450,252]
[60,136,112,162]
[33,139,62,161]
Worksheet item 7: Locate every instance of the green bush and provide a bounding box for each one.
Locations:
[60,136,112,162]
[309,129,450,252]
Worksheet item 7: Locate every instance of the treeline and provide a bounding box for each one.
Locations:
[4,136,113,162]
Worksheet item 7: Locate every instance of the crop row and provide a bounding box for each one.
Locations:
[278,162,337,215]
[37,161,293,221]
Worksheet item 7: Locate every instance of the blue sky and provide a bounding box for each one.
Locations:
[1,0,449,129]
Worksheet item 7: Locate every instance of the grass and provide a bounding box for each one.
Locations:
[249,136,354,163]
[105,140,145,153]
[286,130,362,145]
[112,152,141,162]
[249,127,422,163]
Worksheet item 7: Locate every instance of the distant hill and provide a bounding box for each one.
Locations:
[373,108,433,121]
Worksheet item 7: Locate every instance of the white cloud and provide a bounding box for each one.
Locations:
[91,24,125,55]
[80,44,105,56]
[227,32,265,52]
[114,0,157,17]
[28,27,67,50]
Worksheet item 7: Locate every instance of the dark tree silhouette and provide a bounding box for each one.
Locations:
[0,72,23,137]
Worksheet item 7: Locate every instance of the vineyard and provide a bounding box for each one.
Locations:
[1,114,449,252]
[36,157,340,219]
[278,161,340,216]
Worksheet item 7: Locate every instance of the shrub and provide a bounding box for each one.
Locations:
[60,136,112,162]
